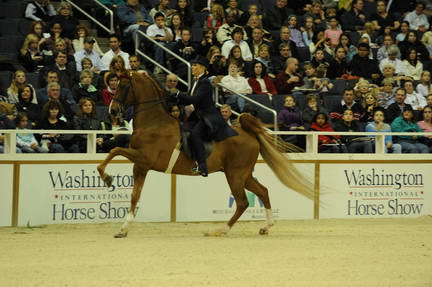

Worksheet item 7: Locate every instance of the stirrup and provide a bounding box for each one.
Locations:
[191,164,208,177]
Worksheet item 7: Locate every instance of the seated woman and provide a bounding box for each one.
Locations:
[226,45,251,76]
[333,109,374,153]
[247,60,277,96]
[416,71,431,98]
[72,70,100,104]
[310,112,347,153]
[365,108,402,153]
[50,2,79,40]
[37,100,79,153]
[15,112,48,153]
[15,84,41,127]
[206,45,228,77]
[277,95,305,148]
[220,61,252,112]
[103,55,129,87]
[402,48,423,81]
[254,44,276,77]
[19,33,45,73]
[417,106,432,152]
[391,106,429,153]
[360,92,380,122]
[6,70,37,105]
[73,97,104,152]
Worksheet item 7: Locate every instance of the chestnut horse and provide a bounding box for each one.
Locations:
[97,72,313,238]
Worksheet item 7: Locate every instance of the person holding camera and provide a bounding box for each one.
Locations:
[206,46,228,77]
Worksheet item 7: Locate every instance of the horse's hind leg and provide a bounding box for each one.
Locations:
[245,174,274,235]
[114,165,148,238]
[97,147,140,186]
[205,169,249,236]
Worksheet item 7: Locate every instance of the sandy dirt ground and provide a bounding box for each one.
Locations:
[0,217,431,287]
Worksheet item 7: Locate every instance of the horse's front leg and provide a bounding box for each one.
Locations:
[114,165,148,238]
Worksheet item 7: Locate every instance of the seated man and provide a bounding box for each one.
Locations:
[329,89,364,122]
[36,70,75,107]
[146,12,174,74]
[117,0,153,37]
[174,57,237,176]
[39,51,76,90]
[349,43,380,80]
[274,57,303,95]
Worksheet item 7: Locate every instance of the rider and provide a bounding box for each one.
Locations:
[175,56,237,177]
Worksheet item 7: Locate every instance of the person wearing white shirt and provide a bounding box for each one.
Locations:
[74,37,103,72]
[101,35,131,71]
[146,12,173,73]
[404,2,430,32]
[402,48,423,81]
[379,45,404,74]
[221,27,253,61]
[220,61,252,111]
[25,0,56,22]
[404,80,427,111]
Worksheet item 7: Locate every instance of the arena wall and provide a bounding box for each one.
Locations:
[1,155,431,227]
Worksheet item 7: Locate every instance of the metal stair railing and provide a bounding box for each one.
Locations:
[135,30,192,89]
[64,0,115,34]
[214,84,279,131]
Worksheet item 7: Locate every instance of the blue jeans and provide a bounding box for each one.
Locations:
[399,140,429,153]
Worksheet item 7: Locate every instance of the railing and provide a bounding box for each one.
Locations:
[214,84,279,131]
[2,129,431,157]
[135,30,192,89]
[65,0,115,34]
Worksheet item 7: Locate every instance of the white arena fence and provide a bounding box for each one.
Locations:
[0,129,431,227]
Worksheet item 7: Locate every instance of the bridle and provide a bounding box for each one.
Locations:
[111,72,169,117]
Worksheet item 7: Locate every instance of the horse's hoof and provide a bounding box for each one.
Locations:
[259,228,269,235]
[105,175,113,188]
[113,232,128,238]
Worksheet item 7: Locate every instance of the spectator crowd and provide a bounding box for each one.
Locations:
[1,0,432,154]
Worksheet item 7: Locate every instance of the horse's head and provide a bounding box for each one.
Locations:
[115,72,135,107]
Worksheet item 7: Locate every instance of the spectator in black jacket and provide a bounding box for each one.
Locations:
[72,70,100,104]
[349,43,380,80]
[330,89,364,122]
[36,70,75,107]
[39,51,77,90]
[386,87,413,123]
[15,85,41,127]
[264,0,293,30]
[49,2,79,40]
[327,46,349,79]
[341,0,367,31]
[333,109,373,153]
[272,26,299,60]
[41,82,76,122]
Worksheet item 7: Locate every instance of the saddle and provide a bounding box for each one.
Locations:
[181,130,214,161]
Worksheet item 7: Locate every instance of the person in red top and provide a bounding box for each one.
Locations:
[101,73,119,106]
[310,112,347,153]
[247,60,278,96]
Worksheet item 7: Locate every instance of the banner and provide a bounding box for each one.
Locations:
[0,164,13,227]
[176,163,314,222]
[320,164,432,218]
[18,164,171,226]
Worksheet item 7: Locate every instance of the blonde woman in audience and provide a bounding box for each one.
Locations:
[19,33,45,72]
[416,71,432,98]
[72,24,103,55]
[206,4,224,30]
[6,71,37,105]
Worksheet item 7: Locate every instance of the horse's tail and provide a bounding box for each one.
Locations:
[238,113,314,200]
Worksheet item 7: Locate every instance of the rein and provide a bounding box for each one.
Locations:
[113,73,169,117]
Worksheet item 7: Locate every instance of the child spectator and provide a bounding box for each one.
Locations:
[310,112,346,153]
[72,70,100,104]
[102,73,119,106]
[324,17,342,47]
[15,112,48,153]
[277,95,305,148]
[365,108,402,153]
[302,94,328,130]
